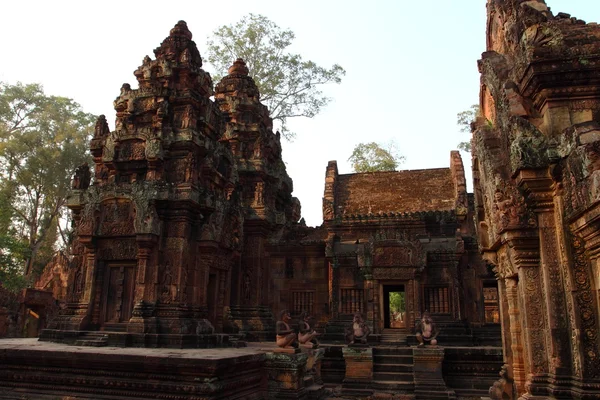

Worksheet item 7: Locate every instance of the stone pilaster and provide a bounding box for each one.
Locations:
[502,231,549,389]
[517,169,571,379]
[569,202,600,381]
[504,277,527,395]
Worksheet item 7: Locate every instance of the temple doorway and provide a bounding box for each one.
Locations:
[102,263,136,324]
[383,285,406,329]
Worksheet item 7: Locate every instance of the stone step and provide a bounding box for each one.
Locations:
[373,371,414,382]
[73,332,108,347]
[371,380,415,391]
[373,347,414,355]
[374,354,413,364]
[373,363,414,373]
[102,323,128,332]
[73,339,107,347]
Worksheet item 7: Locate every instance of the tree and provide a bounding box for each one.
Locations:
[348,141,405,173]
[0,82,95,277]
[456,104,479,152]
[206,14,345,140]
[0,190,28,292]
[389,291,405,313]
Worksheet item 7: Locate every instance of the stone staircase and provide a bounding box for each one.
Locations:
[73,331,109,347]
[372,346,415,392]
[380,328,408,345]
[102,322,128,332]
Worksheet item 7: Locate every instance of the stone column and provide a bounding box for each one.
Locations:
[364,276,375,329]
[216,270,227,331]
[329,259,340,320]
[502,231,548,393]
[127,244,158,334]
[504,277,527,394]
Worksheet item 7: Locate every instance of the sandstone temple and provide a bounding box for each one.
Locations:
[0,0,599,399]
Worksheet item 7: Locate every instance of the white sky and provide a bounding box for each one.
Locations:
[1,0,598,227]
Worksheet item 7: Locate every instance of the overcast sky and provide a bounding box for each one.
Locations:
[1,1,598,226]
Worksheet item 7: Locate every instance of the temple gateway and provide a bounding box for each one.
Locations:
[1,0,600,399]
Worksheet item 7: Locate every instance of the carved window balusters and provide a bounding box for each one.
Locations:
[291,291,314,316]
[423,286,450,314]
[340,288,364,315]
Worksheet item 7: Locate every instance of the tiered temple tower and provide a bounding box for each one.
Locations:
[45,21,242,346]
[215,58,300,340]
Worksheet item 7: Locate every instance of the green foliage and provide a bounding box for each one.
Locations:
[348,141,405,173]
[0,190,29,292]
[0,82,95,277]
[456,104,479,152]
[206,14,345,140]
[389,291,405,313]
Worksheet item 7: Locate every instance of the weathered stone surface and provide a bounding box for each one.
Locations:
[474,1,600,398]
[0,339,266,399]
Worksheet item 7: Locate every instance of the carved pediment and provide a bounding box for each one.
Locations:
[371,232,425,268]
[100,199,135,237]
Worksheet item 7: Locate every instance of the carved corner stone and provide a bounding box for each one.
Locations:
[264,351,308,398]
[413,347,456,399]
[342,345,374,398]
[342,345,373,382]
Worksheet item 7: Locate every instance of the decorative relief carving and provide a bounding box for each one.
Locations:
[322,198,334,221]
[100,200,134,236]
[253,182,264,207]
[492,184,536,233]
[371,233,425,268]
[97,239,137,260]
[372,267,417,280]
[159,262,175,304]
[117,140,146,161]
[374,246,413,266]
[570,234,600,378]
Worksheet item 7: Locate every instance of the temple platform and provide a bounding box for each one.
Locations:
[0,338,502,399]
[0,338,266,399]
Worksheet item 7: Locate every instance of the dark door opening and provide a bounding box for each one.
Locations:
[103,263,136,324]
[384,285,406,329]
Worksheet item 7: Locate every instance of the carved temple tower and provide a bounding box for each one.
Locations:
[474,1,600,397]
[215,59,301,340]
[44,21,242,346]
